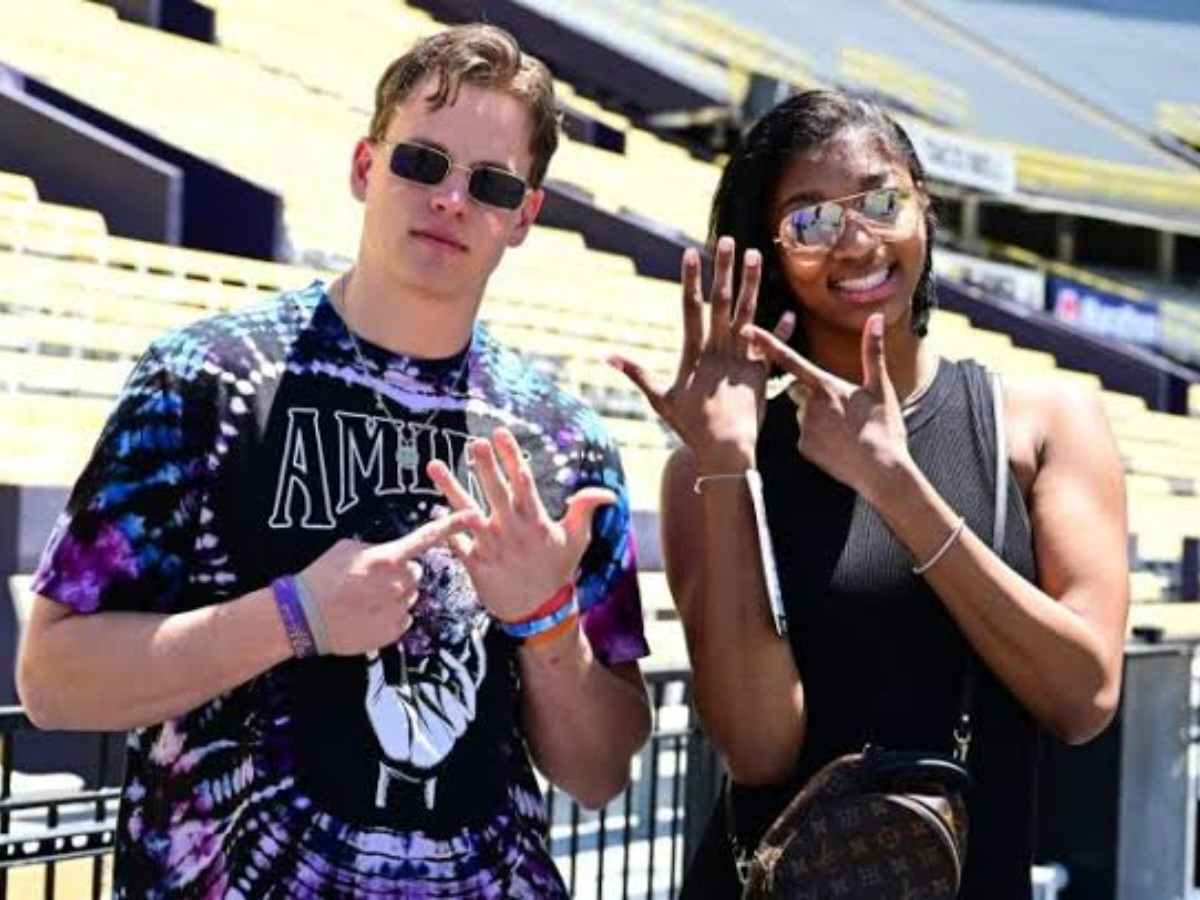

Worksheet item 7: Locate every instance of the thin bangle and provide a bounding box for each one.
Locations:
[694,473,750,494]
[912,517,967,575]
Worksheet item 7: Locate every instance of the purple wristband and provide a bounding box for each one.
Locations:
[272,576,318,659]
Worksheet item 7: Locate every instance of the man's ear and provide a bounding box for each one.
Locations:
[506,187,545,248]
[350,138,376,203]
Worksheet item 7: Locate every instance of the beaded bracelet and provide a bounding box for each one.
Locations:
[271,576,318,659]
[499,586,579,642]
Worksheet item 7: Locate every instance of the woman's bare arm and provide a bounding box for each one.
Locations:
[869,380,1129,743]
[660,447,806,783]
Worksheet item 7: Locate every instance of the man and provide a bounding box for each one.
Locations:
[18,24,651,898]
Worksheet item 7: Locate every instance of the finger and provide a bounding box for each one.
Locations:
[390,577,419,600]
[393,610,413,643]
[742,324,828,390]
[710,236,736,350]
[561,487,618,555]
[446,531,474,563]
[747,311,796,364]
[379,508,484,564]
[679,247,704,371]
[386,562,423,596]
[860,313,890,397]
[493,428,540,519]
[470,438,515,520]
[427,459,478,513]
[730,248,762,355]
[787,381,812,418]
[607,355,667,414]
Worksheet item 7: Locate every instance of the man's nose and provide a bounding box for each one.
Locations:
[429,168,469,215]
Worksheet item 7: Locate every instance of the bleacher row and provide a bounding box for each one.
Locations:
[3,163,1199,650]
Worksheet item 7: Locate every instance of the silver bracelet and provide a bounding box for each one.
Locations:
[692,472,751,493]
[912,516,967,575]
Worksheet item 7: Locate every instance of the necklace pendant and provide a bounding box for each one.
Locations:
[397,441,420,470]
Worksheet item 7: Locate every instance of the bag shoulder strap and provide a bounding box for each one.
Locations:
[954,371,1009,762]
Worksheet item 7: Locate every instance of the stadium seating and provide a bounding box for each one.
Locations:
[1159,103,1200,150]
[838,46,969,127]
[918,0,1200,143]
[201,0,722,243]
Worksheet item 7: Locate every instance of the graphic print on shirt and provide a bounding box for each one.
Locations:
[266,406,503,815]
[363,547,490,814]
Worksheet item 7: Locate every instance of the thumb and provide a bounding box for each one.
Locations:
[561,487,618,552]
[607,356,665,414]
[860,313,890,397]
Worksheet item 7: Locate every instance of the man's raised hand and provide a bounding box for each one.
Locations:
[427,427,615,624]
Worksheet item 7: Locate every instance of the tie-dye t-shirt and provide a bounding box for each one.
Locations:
[33,282,648,899]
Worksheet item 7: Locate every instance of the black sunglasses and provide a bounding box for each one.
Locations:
[381,141,530,211]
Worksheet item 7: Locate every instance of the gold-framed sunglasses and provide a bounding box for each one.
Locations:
[775,187,916,254]
[378,140,530,211]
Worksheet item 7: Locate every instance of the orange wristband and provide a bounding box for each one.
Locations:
[522,612,580,648]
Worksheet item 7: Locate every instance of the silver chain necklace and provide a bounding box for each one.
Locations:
[331,271,471,471]
[330,271,472,694]
[901,357,940,415]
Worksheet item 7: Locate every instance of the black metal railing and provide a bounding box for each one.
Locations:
[0,707,121,899]
[0,668,714,900]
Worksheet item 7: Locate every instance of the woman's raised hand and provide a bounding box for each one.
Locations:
[609,237,791,472]
[743,313,912,503]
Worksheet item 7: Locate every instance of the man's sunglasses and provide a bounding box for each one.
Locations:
[775,187,914,253]
[380,141,530,211]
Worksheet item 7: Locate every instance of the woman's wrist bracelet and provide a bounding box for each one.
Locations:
[271,576,319,659]
[912,516,967,575]
[693,472,752,493]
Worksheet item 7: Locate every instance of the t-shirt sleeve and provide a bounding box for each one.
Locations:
[32,345,215,616]
[573,421,649,667]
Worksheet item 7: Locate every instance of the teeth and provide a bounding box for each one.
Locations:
[834,267,890,291]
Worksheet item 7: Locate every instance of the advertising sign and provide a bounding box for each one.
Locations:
[1160,300,1200,366]
[1048,276,1161,349]
[902,119,1017,196]
[934,249,1045,309]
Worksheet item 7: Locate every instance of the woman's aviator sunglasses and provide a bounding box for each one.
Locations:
[380,140,530,211]
[775,187,914,253]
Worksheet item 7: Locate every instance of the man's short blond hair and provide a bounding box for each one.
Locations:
[370,24,559,188]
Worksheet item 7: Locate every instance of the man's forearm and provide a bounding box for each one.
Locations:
[18,588,292,732]
[519,626,650,809]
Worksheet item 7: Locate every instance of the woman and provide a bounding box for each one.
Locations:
[611,91,1129,898]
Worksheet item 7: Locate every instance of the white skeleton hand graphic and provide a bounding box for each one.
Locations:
[365,625,487,770]
[363,546,489,810]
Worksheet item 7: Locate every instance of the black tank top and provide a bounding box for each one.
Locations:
[758,357,1040,898]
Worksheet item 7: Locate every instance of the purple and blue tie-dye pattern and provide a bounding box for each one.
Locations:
[32,282,648,898]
